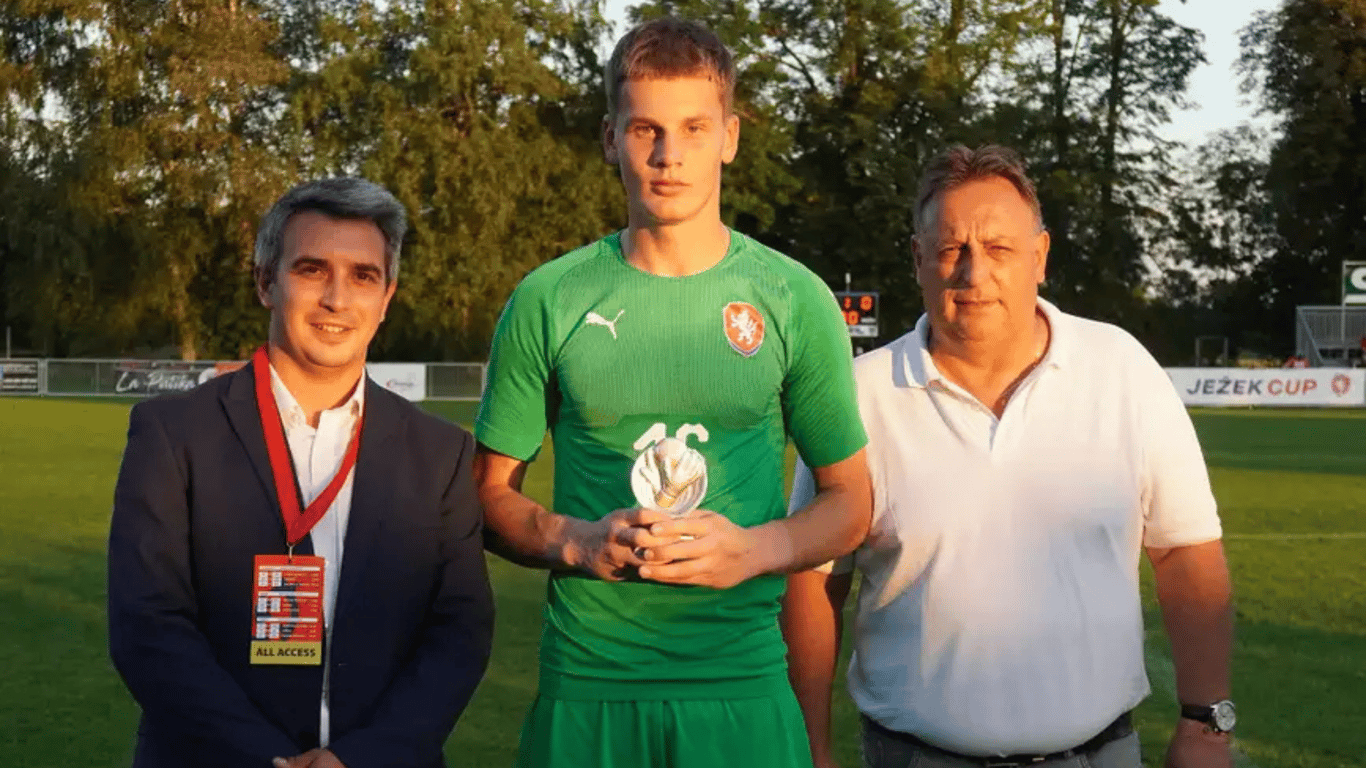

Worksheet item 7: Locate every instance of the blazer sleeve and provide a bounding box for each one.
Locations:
[107,402,300,762]
[328,428,495,768]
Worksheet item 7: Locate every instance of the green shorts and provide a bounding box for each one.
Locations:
[514,688,815,768]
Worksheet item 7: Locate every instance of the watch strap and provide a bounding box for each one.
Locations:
[1180,704,1214,723]
[1182,701,1236,733]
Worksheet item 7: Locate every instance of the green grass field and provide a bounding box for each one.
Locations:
[1,398,1363,767]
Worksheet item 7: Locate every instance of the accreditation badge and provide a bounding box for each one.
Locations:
[249,554,324,665]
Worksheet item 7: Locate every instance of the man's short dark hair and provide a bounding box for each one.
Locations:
[604,17,736,119]
[254,177,407,282]
[915,145,1043,234]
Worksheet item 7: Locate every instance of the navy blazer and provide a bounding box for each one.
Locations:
[107,362,495,768]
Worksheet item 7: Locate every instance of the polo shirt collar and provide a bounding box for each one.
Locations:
[901,297,1070,390]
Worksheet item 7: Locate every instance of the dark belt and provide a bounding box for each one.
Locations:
[861,711,1133,768]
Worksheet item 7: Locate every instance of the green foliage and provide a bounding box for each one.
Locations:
[278,0,623,359]
[1235,0,1366,351]
[1,0,623,360]
[1005,0,1204,330]
[1,0,1363,360]
[1151,0,1366,360]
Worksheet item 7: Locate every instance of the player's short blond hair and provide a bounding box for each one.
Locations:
[604,17,736,119]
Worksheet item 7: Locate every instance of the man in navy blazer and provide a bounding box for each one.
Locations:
[107,178,495,768]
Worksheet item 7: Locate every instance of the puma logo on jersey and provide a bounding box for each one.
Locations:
[723,302,765,357]
[585,309,624,339]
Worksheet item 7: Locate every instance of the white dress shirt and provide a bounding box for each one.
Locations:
[790,299,1221,756]
[269,365,364,748]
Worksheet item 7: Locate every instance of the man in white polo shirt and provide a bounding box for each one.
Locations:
[783,145,1235,768]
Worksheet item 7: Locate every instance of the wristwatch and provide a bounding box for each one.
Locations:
[1181,700,1237,733]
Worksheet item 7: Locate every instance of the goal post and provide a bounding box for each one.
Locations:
[1194,335,1229,366]
[1296,306,1366,366]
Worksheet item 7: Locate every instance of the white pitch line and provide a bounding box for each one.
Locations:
[1144,644,1260,768]
[1223,532,1366,541]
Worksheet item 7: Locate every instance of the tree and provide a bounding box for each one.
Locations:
[5,0,292,359]
[1004,0,1203,327]
[1238,0,1366,351]
[1144,126,1281,360]
[91,0,289,359]
[281,0,623,359]
[0,0,95,354]
[0,0,1219,361]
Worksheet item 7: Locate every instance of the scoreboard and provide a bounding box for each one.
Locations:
[834,291,878,338]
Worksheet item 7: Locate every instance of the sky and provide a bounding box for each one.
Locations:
[1157,0,1279,144]
[601,0,1282,147]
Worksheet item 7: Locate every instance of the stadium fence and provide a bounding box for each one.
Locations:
[1,359,486,402]
[3,358,1364,408]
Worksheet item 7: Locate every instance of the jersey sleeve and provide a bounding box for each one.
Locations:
[782,270,868,469]
[1128,336,1222,548]
[475,272,557,462]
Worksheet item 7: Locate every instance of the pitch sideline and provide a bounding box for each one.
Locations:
[1223,532,1366,541]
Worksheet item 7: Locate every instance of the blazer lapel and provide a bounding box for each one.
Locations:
[334,377,404,619]
[220,362,287,539]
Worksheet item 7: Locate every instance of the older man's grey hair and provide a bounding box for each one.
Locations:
[914,145,1044,235]
[254,177,408,282]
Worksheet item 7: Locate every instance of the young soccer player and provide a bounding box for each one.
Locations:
[474,17,871,768]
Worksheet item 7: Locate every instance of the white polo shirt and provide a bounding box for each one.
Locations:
[790,299,1220,757]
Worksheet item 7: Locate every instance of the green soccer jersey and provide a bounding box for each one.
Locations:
[476,230,866,699]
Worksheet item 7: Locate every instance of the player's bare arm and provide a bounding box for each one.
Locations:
[636,448,872,588]
[475,445,655,580]
[781,568,853,768]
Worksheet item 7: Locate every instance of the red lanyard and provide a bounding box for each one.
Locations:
[252,346,363,549]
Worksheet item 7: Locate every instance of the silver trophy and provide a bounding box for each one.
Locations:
[631,437,707,548]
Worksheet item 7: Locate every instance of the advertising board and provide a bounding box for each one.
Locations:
[113,360,219,395]
[366,363,426,401]
[1166,368,1365,407]
[0,360,40,393]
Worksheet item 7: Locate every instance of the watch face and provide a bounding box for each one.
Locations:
[1212,701,1237,732]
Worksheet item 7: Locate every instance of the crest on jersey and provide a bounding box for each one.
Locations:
[723,302,765,357]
